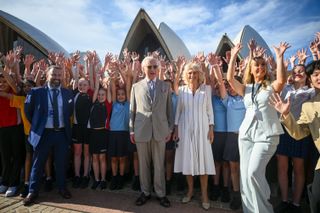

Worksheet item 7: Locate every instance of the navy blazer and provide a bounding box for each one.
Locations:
[25,85,74,148]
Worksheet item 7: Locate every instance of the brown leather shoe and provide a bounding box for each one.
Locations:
[23,193,38,206]
[58,188,72,199]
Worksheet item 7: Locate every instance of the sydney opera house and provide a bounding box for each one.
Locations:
[0,8,272,67]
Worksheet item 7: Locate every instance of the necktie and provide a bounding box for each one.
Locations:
[149,80,155,101]
[52,89,59,129]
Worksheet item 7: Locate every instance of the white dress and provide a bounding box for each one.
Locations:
[174,84,216,175]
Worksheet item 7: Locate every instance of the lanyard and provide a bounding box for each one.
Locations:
[251,83,262,105]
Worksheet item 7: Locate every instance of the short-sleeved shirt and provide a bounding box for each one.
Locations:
[0,95,18,128]
[212,95,227,132]
[10,95,30,135]
[281,84,314,120]
[222,94,246,132]
[110,101,130,131]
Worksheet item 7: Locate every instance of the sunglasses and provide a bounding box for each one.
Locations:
[147,65,158,70]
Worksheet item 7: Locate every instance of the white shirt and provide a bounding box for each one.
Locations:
[45,84,65,128]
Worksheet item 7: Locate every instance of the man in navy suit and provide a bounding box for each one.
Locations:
[23,65,74,206]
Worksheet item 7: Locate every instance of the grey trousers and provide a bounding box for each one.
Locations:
[136,138,166,197]
[239,132,279,213]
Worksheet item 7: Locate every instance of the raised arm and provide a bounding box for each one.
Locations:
[92,72,100,103]
[227,43,245,96]
[269,93,310,140]
[213,65,227,99]
[271,42,291,93]
[174,56,185,95]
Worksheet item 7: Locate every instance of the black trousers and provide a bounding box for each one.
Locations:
[309,169,320,213]
[0,125,24,187]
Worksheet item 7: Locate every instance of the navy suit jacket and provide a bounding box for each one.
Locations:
[25,85,74,148]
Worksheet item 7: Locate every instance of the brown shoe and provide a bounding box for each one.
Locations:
[23,193,38,206]
[58,189,72,199]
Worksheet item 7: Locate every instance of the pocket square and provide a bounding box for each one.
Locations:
[68,99,73,103]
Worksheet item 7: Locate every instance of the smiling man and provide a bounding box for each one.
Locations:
[129,56,173,208]
[23,65,74,206]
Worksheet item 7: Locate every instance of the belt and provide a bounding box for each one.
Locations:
[45,128,65,132]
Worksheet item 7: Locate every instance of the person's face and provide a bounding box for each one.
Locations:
[116,89,126,102]
[0,77,10,92]
[23,82,33,94]
[143,59,158,80]
[292,66,306,85]
[78,79,89,93]
[47,68,63,88]
[250,58,267,81]
[187,69,199,83]
[97,89,106,103]
[310,69,320,90]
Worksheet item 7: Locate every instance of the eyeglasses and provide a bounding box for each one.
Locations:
[147,65,158,70]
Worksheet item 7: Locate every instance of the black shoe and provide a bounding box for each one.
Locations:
[135,193,151,206]
[44,179,53,192]
[23,192,38,206]
[230,191,242,210]
[72,176,81,188]
[80,176,90,189]
[91,180,100,190]
[220,186,230,202]
[158,196,171,208]
[109,176,118,190]
[286,203,302,213]
[210,184,221,201]
[58,188,72,199]
[20,184,29,198]
[117,175,124,189]
[274,201,290,213]
[131,176,140,191]
[100,181,107,190]
[166,180,171,195]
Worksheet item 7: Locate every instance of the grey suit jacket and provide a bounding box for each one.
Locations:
[129,78,173,142]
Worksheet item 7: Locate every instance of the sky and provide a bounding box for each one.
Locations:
[1,0,320,61]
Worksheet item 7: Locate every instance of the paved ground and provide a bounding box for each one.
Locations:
[0,183,241,213]
[0,180,311,213]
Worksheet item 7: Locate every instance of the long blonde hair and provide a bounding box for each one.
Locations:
[243,57,270,88]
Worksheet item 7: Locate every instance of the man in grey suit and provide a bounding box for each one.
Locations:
[130,56,173,207]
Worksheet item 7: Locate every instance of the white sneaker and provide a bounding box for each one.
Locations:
[5,187,17,197]
[0,185,8,193]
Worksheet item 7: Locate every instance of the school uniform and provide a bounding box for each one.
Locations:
[277,84,314,158]
[222,94,245,162]
[88,100,110,154]
[109,101,130,157]
[281,92,320,213]
[0,95,24,188]
[72,91,92,144]
[211,95,228,161]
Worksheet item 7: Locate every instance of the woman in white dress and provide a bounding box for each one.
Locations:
[173,62,215,210]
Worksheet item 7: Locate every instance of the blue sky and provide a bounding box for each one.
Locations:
[1,0,320,61]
